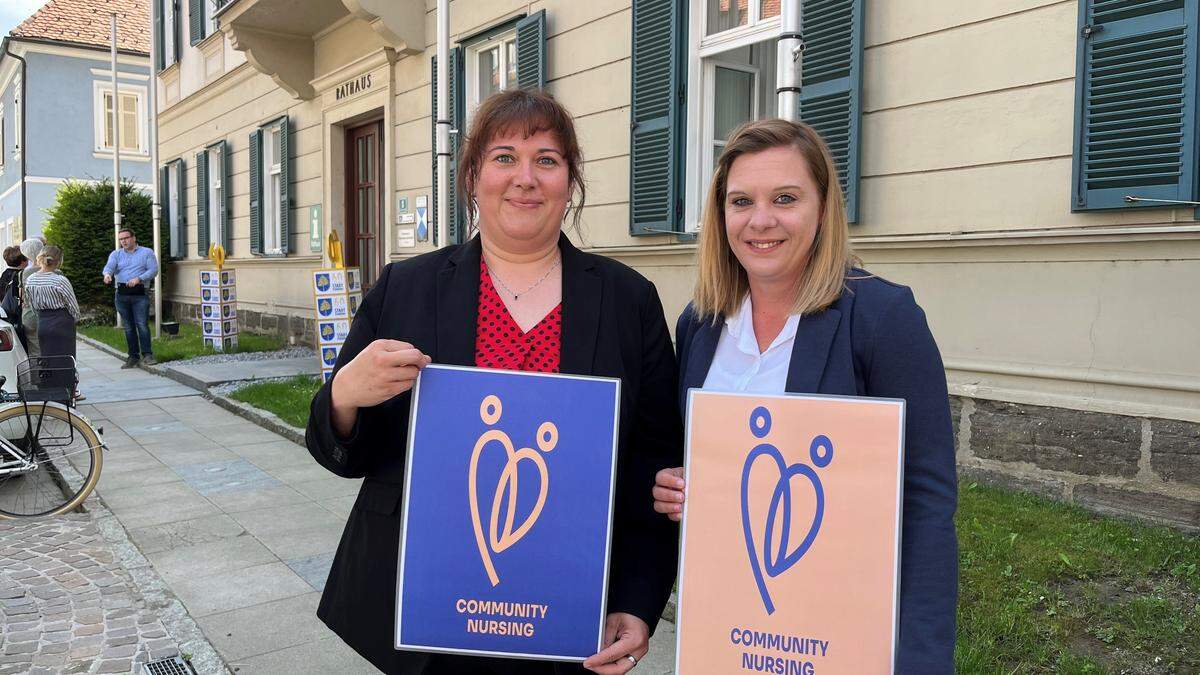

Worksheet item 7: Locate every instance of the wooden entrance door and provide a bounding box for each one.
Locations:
[345,120,384,286]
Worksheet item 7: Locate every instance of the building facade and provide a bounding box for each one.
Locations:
[156,0,1200,527]
[0,0,153,243]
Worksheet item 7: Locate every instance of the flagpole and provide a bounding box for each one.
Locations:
[111,13,123,328]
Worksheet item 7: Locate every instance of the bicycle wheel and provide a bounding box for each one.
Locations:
[0,403,103,519]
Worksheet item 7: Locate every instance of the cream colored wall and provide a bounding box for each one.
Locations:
[158,63,323,320]
[158,2,247,111]
[157,0,1200,421]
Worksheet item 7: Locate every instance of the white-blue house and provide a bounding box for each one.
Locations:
[0,0,152,246]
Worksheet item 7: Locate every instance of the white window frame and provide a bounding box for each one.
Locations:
[684,0,783,232]
[205,0,219,38]
[93,81,149,156]
[0,106,5,172]
[261,120,285,255]
[162,0,178,69]
[167,159,181,251]
[464,31,518,126]
[208,144,223,248]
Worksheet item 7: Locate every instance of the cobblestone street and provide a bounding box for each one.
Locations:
[0,515,182,675]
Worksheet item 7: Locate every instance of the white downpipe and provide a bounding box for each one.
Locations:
[147,1,161,337]
[435,0,450,247]
[777,0,802,121]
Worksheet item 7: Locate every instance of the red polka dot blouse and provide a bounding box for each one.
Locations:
[474,260,562,373]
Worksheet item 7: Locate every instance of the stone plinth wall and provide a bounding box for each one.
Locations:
[168,301,317,346]
[954,397,1200,532]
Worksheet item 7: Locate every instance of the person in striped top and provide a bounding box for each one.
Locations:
[25,245,79,360]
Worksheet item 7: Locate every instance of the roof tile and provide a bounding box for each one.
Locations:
[10,0,151,55]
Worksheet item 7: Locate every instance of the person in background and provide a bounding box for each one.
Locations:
[103,228,158,368]
[25,246,79,362]
[0,246,28,350]
[18,239,42,356]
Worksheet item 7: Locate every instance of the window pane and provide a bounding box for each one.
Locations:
[357,137,366,182]
[271,128,281,167]
[714,67,754,142]
[104,93,114,148]
[707,0,748,35]
[479,46,500,101]
[366,135,374,182]
[121,97,138,151]
[505,40,517,88]
[269,174,282,250]
[760,0,780,19]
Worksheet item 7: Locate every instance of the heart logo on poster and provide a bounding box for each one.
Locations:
[468,394,558,587]
[740,406,834,615]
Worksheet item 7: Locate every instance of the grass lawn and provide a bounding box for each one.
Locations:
[219,373,1200,672]
[956,481,1199,673]
[79,322,284,362]
[230,375,320,428]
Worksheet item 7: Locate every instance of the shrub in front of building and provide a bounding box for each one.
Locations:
[42,180,170,318]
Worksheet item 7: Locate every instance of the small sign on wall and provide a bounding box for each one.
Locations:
[310,205,323,252]
[398,227,416,248]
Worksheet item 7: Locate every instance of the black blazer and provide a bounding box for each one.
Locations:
[306,235,683,674]
[676,272,959,674]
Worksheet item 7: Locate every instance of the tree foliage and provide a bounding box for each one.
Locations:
[42,180,169,312]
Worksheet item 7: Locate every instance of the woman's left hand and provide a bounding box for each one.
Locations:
[582,612,650,673]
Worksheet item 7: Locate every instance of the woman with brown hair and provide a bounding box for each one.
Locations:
[652,119,958,672]
[306,89,682,674]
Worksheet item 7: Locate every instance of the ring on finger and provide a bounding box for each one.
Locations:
[625,654,638,667]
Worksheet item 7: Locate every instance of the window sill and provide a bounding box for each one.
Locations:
[93,151,150,162]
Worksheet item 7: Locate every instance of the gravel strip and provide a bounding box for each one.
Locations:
[166,346,315,367]
[210,374,316,397]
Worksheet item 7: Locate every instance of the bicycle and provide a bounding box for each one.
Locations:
[0,356,106,519]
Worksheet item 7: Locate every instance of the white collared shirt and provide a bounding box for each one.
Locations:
[702,294,800,394]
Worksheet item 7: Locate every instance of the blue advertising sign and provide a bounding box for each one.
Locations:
[396,365,620,661]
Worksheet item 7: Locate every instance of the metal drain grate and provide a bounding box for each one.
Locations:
[143,656,196,675]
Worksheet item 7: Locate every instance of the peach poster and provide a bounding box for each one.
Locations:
[675,390,905,675]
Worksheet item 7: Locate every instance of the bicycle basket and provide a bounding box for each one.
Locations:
[17,356,77,403]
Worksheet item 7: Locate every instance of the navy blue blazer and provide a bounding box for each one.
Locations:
[676,271,958,674]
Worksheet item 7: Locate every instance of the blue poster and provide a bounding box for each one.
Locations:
[396,365,620,661]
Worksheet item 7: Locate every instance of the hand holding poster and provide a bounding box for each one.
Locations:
[396,365,620,662]
[675,390,906,675]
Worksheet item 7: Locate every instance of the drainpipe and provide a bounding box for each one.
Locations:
[435,0,449,247]
[3,40,27,236]
[777,0,802,121]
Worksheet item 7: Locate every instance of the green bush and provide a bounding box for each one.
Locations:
[42,180,170,312]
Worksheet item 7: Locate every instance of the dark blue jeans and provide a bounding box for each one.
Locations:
[114,293,152,359]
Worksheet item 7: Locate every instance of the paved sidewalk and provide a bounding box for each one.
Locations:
[74,340,377,674]
[70,339,678,673]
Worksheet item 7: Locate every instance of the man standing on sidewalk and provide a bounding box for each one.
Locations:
[103,228,158,368]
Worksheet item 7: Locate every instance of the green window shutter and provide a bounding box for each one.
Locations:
[249,128,263,255]
[432,48,465,246]
[630,0,685,235]
[196,149,209,257]
[280,117,291,254]
[515,10,547,91]
[189,0,204,45]
[173,159,186,259]
[1071,0,1198,211]
[154,0,165,71]
[219,140,231,252]
[159,164,170,255]
[799,0,864,224]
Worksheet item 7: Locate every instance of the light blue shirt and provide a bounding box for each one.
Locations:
[103,245,158,285]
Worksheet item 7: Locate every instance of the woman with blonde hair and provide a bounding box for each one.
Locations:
[19,238,44,356]
[24,245,79,361]
[652,119,958,672]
